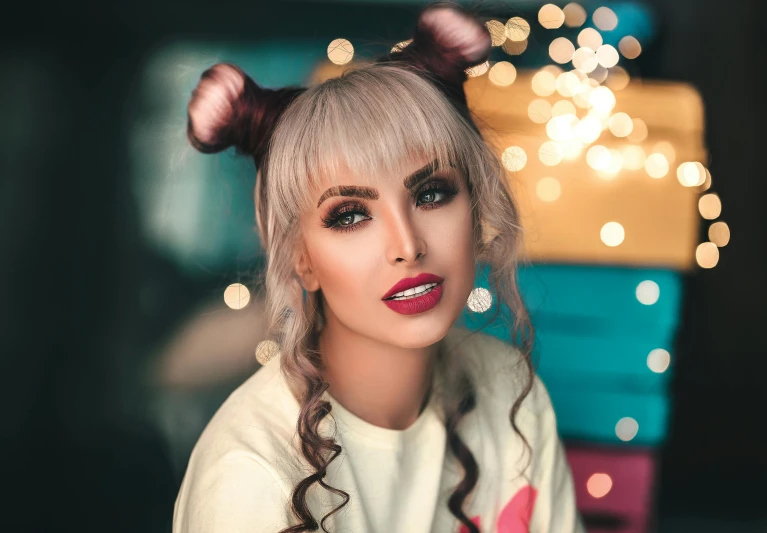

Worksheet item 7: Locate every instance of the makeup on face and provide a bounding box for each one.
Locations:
[317,159,462,234]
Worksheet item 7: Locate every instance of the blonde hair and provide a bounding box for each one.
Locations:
[189,59,534,533]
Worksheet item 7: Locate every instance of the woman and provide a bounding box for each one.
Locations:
[173,2,583,532]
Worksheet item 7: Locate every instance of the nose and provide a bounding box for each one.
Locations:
[384,207,427,264]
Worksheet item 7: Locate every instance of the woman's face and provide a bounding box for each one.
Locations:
[296,154,477,349]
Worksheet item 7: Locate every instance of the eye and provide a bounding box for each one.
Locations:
[321,177,460,233]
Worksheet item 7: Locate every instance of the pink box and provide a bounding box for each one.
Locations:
[565,446,657,533]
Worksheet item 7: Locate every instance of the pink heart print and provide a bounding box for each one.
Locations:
[458,485,538,533]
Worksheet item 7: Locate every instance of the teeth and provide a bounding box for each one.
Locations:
[388,282,438,300]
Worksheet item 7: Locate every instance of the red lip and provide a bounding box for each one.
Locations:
[382,273,444,300]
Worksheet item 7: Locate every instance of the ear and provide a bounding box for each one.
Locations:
[294,244,321,292]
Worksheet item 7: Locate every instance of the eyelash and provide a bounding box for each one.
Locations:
[321,178,460,234]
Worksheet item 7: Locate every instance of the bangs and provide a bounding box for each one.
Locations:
[265,64,485,227]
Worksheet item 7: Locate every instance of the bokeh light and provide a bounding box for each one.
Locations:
[587,473,613,498]
[489,61,517,86]
[540,141,564,165]
[647,349,671,373]
[224,283,251,310]
[636,280,660,305]
[600,222,625,247]
[550,37,576,64]
[552,99,577,117]
[502,38,528,55]
[466,60,490,78]
[532,70,557,96]
[645,153,669,178]
[616,417,639,441]
[619,36,642,59]
[506,17,531,41]
[676,162,707,187]
[536,177,562,202]
[573,46,599,73]
[709,221,731,247]
[596,44,620,68]
[547,114,578,142]
[578,28,603,49]
[502,146,528,171]
[627,118,648,142]
[622,145,646,170]
[539,4,565,29]
[605,66,630,90]
[699,194,722,219]
[563,2,587,27]
[652,141,676,165]
[467,287,493,312]
[327,38,354,65]
[696,242,720,268]
[593,6,619,31]
[587,145,611,170]
[255,340,280,365]
[608,112,633,137]
[485,20,507,47]
[528,99,553,124]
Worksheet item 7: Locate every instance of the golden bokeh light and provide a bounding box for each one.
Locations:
[224,282,251,310]
[645,153,669,178]
[502,146,528,171]
[587,473,613,499]
[573,84,594,108]
[608,112,633,137]
[699,193,722,220]
[578,27,603,49]
[589,64,609,83]
[550,37,576,64]
[506,17,531,41]
[539,4,566,29]
[532,70,557,96]
[652,141,676,165]
[552,99,577,117]
[600,221,625,247]
[485,20,507,46]
[489,61,517,86]
[709,221,730,247]
[636,280,660,305]
[605,66,630,90]
[255,340,280,365]
[647,348,671,373]
[556,71,583,97]
[593,6,619,31]
[563,2,587,27]
[528,99,553,124]
[561,140,583,159]
[602,148,624,176]
[573,46,599,73]
[701,168,713,191]
[587,145,611,170]
[589,86,616,113]
[327,38,354,65]
[676,161,707,187]
[466,60,490,78]
[536,177,562,202]
[547,114,579,142]
[596,44,620,68]
[575,115,603,143]
[616,417,639,441]
[619,36,642,59]
[696,242,720,268]
[539,141,564,166]
[622,145,646,170]
[502,38,528,55]
[627,117,648,142]
[467,287,493,312]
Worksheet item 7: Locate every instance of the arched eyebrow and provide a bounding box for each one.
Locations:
[316,158,443,208]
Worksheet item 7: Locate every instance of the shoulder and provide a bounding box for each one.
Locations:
[179,358,305,498]
[173,360,305,531]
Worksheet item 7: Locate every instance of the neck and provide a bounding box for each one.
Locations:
[317,313,438,431]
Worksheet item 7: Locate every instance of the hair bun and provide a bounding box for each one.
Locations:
[187,62,304,165]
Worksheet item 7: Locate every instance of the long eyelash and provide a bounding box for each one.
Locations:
[321,177,461,234]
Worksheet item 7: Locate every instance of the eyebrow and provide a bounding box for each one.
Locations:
[316,158,444,208]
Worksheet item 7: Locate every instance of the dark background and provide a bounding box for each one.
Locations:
[1,1,764,531]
